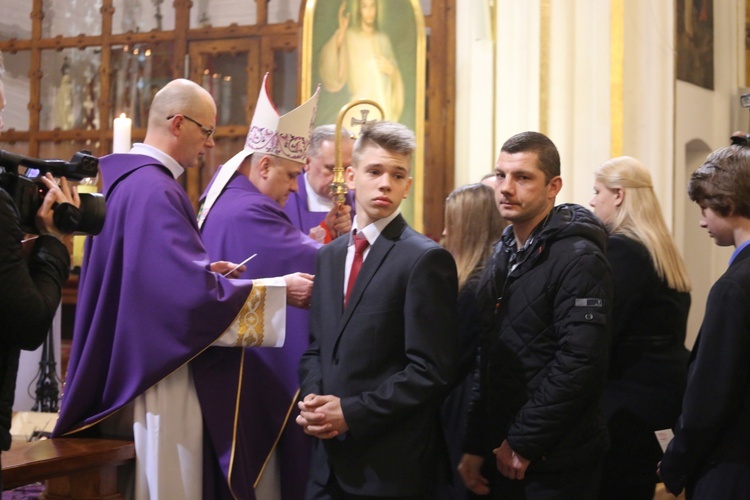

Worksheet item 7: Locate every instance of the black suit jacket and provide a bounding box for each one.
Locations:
[660,244,750,496]
[299,214,459,497]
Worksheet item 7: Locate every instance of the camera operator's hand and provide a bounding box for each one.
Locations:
[36,173,80,240]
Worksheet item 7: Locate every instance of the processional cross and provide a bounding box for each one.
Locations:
[330,100,385,205]
[350,109,378,130]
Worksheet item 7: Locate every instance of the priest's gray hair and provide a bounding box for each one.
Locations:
[307,124,352,158]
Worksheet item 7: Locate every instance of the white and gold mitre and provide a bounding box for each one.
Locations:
[198,73,320,228]
[246,72,320,163]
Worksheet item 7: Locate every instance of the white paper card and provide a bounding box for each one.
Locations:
[655,428,674,453]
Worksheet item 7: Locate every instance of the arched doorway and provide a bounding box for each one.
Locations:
[681,139,715,349]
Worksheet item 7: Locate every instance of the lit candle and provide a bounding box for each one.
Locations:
[221,75,232,125]
[202,69,211,92]
[212,72,221,102]
[143,49,153,96]
[113,113,132,153]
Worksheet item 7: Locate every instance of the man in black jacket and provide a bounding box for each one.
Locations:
[0,52,77,490]
[459,131,613,499]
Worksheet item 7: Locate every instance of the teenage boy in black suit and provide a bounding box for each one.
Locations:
[659,144,750,498]
[297,121,459,499]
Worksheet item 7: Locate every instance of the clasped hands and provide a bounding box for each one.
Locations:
[458,440,531,495]
[296,393,349,439]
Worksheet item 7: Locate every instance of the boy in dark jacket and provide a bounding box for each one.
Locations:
[459,131,614,499]
[297,121,459,498]
[659,144,750,498]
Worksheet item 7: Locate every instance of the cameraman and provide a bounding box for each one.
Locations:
[0,51,79,489]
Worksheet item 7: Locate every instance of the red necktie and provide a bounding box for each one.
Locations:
[345,233,369,307]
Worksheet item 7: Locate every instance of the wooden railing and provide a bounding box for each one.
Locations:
[2,438,135,499]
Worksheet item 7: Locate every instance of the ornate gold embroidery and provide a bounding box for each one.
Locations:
[235,282,266,347]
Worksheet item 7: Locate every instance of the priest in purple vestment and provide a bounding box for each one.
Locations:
[197,73,346,499]
[53,79,313,500]
[283,124,356,242]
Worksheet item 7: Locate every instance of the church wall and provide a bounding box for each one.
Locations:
[621,2,674,225]
[493,1,543,156]
[454,0,746,348]
[454,1,495,187]
[674,0,744,348]
[547,0,612,206]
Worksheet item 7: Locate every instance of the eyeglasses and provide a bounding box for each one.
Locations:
[166,114,215,139]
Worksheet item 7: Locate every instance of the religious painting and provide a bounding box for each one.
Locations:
[301,0,426,229]
[676,0,714,90]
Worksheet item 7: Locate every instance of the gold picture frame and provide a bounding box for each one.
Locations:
[301,0,426,230]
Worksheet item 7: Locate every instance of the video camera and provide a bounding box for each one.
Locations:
[0,150,105,235]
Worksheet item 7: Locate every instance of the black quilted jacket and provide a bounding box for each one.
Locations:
[465,203,614,472]
[0,188,70,451]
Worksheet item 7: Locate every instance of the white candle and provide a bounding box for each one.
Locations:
[143,49,153,95]
[212,72,221,102]
[202,69,211,91]
[113,113,132,153]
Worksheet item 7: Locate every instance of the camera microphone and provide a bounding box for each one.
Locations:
[0,149,105,235]
[0,150,98,180]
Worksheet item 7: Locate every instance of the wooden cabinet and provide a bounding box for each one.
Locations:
[0,0,455,238]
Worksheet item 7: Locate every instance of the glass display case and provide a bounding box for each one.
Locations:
[0,5,32,40]
[112,0,176,34]
[190,0,258,28]
[189,40,259,127]
[0,51,31,132]
[110,42,174,128]
[40,48,101,131]
[42,0,104,38]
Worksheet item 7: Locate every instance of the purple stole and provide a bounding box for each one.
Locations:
[283,174,355,235]
[54,154,254,439]
[198,172,322,499]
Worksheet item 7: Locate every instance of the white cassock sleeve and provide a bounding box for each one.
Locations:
[213,276,286,348]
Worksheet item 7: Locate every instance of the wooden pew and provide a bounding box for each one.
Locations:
[2,438,135,499]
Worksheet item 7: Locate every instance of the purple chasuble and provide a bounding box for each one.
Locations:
[53,154,257,482]
[283,174,355,236]
[198,172,321,499]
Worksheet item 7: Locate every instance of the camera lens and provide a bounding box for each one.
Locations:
[77,193,106,235]
[52,203,82,233]
[50,193,106,235]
